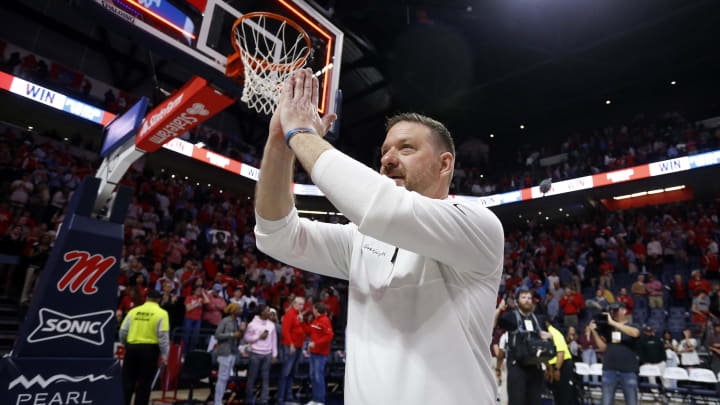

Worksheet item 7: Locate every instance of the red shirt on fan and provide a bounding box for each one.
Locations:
[181,270,203,297]
[305,314,333,355]
[184,295,203,320]
[559,291,584,315]
[281,307,306,348]
[323,295,340,318]
[203,258,219,280]
[616,295,634,315]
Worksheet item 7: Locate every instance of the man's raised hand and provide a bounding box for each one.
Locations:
[278,69,336,138]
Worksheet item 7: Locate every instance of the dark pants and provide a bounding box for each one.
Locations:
[550,360,573,405]
[246,351,271,404]
[277,345,301,404]
[309,353,328,403]
[507,363,543,405]
[183,318,201,353]
[122,343,159,405]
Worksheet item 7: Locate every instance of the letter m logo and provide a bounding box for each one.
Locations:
[57,251,116,295]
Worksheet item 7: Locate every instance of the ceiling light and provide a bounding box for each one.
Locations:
[545,216,549,220]
[518,214,522,218]
[480,174,484,178]
[184,176,188,180]
[565,213,569,217]
[605,100,611,105]
[171,174,175,178]
[490,133,495,138]
[538,211,542,215]
[613,194,632,200]
[219,190,223,193]
[196,182,200,186]
[208,184,211,187]
[664,185,685,192]
[558,208,563,212]
[520,124,525,130]
[63,137,69,141]
[27,126,34,130]
[647,189,664,195]
[671,81,677,86]
[631,192,647,198]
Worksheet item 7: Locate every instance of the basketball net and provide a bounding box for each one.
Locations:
[231,13,311,115]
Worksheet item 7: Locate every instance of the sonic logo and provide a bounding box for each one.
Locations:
[57,251,116,295]
[27,308,114,346]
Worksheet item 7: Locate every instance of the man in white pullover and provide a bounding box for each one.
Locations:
[254,69,504,404]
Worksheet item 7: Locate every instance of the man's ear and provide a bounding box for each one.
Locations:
[439,151,454,178]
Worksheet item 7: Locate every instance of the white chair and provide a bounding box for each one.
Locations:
[687,368,719,402]
[638,364,663,402]
[639,364,662,379]
[574,362,591,376]
[663,367,690,402]
[687,368,718,384]
[663,366,689,382]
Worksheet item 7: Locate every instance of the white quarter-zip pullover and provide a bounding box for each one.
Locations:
[255,149,504,404]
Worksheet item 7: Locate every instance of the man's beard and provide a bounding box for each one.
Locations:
[518,302,535,314]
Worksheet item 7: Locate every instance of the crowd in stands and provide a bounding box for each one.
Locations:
[452,110,720,196]
[5,40,720,202]
[3,108,720,401]
[491,199,720,399]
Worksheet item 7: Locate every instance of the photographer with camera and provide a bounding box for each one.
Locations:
[497,288,555,405]
[588,301,641,405]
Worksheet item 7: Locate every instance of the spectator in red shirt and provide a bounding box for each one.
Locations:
[116,277,147,322]
[321,289,340,320]
[702,249,720,281]
[559,287,584,327]
[151,233,168,263]
[598,255,614,290]
[689,270,712,298]
[669,274,689,308]
[180,262,203,297]
[277,296,306,405]
[148,262,163,287]
[616,288,635,324]
[183,285,209,353]
[306,303,334,405]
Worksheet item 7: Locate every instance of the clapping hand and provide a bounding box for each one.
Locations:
[277,69,336,139]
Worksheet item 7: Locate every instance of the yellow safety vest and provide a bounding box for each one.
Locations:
[122,301,169,344]
[548,325,572,365]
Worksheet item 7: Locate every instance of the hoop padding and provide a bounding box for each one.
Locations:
[230,12,311,115]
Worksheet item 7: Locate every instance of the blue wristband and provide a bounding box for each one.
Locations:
[285,128,316,148]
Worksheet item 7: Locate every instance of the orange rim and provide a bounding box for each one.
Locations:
[231,12,312,73]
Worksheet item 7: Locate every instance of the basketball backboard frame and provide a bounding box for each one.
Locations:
[82,0,342,116]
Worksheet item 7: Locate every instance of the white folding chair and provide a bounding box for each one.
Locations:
[638,364,663,402]
[663,366,690,402]
[688,368,718,384]
[687,367,719,403]
[575,362,591,376]
[573,362,592,403]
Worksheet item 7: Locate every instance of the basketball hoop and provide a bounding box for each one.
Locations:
[226,12,312,115]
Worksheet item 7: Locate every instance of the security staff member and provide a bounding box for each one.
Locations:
[120,289,170,405]
[497,288,553,405]
[545,319,573,405]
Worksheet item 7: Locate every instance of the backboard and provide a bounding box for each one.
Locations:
[80,0,342,115]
